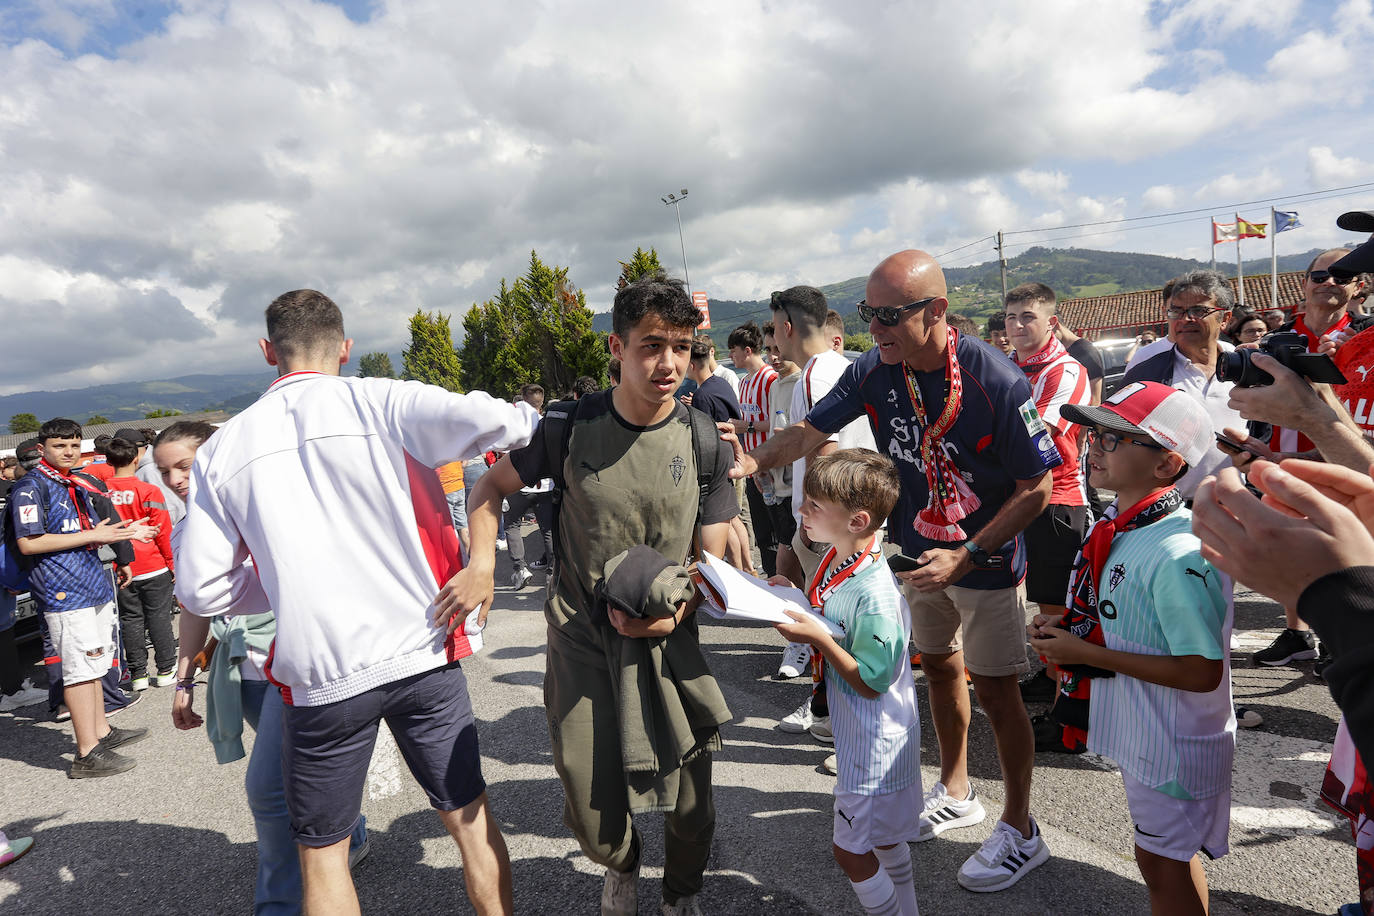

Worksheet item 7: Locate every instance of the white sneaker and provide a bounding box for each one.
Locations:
[775,642,812,679]
[916,781,986,842]
[821,753,837,775]
[808,716,834,745]
[778,697,814,733]
[510,567,533,590]
[601,860,639,916]
[495,538,508,551]
[957,816,1049,892]
[0,679,48,712]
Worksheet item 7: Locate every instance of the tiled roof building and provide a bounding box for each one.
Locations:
[0,410,231,453]
[1060,271,1307,340]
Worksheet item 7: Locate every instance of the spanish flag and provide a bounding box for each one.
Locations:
[1236,216,1267,239]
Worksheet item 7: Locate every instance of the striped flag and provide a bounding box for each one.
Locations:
[1213,220,1238,244]
[1237,217,1267,239]
[1274,211,1302,233]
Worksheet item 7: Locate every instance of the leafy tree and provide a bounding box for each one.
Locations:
[145,409,182,418]
[8,413,39,434]
[356,351,396,379]
[402,310,464,392]
[86,415,110,425]
[843,333,874,353]
[459,251,610,398]
[616,247,664,289]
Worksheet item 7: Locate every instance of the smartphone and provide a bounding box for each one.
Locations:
[1216,433,1264,458]
[888,554,928,572]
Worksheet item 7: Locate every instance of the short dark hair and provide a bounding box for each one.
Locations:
[612,276,699,338]
[770,286,827,333]
[93,434,112,455]
[802,449,900,535]
[1005,282,1056,311]
[690,338,714,364]
[824,310,845,337]
[607,358,621,384]
[39,417,82,443]
[265,289,346,361]
[154,421,218,451]
[986,314,1006,333]
[761,321,775,337]
[727,322,763,352]
[104,437,140,468]
[947,313,980,336]
[520,383,544,399]
[572,376,599,398]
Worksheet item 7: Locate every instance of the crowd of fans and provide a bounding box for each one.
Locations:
[2,209,1374,916]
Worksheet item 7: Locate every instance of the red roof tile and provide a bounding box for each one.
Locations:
[1060,271,1307,340]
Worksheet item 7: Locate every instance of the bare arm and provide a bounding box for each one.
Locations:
[1030,623,1222,692]
[730,420,831,478]
[171,611,211,730]
[773,610,880,698]
[17,517,153,555]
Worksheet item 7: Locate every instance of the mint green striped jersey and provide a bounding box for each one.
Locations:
[1086,507,1235,800]
[823,561,921,796]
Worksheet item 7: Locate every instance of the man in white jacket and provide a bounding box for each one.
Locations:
[176,290,534,916]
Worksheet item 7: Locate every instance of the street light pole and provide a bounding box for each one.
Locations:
[661,189,691,292]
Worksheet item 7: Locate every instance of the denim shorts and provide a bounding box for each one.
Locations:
[282,662,485,847]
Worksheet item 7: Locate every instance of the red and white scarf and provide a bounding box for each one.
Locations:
[905,327,980,540]
[1017,333,1070,376]
[31,460,102,532]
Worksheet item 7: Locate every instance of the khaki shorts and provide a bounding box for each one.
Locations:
[790,529,831,587]
[900,581,1030,677]
[45,602,118,686]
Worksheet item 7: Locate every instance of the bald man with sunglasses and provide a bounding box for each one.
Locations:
[737,250,1060,894]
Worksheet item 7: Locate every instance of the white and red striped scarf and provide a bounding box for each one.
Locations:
[905,327,980,540]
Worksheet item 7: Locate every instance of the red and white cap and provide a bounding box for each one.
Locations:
[1061,381,1213,468]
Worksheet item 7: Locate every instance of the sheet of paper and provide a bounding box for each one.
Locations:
[695,552,844,638]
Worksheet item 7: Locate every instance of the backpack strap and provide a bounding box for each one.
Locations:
[684,405,729,556]
[541,398,581,565]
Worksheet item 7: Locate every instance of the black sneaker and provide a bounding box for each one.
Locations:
[1253,628,1317,667]
[1018,671,1058,704]
[529,556,551,571]
[69,745,137,779]
[1032,713,1084,754]
[100,725,149,752]
[1313,643,1334,682]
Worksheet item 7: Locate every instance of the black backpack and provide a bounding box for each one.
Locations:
[540,394,729,564]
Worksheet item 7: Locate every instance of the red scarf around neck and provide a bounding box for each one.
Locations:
[904,327,980,540]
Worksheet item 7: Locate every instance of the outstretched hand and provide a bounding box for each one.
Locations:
[720,422,758,480]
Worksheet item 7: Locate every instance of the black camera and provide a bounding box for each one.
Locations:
[1215,330,1348,388]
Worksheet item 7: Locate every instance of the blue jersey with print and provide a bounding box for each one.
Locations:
[7,473,114,612]
[807,336,1061,589]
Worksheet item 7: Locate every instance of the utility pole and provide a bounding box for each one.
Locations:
[661,189,691,292]
[996,231,1008,301]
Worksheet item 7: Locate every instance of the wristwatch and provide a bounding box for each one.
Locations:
[961,540,992,568]
[747,420,756,435]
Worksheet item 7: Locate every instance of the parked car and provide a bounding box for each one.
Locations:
[1095,337,1141,397]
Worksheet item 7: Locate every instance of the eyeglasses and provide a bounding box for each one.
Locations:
[857,297,939,327]
[1165,305,1224,321]
[1088,429,1162,452]
[1307,269,1355,285]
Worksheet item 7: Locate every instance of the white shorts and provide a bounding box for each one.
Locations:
[1123,772,1230,862]
[45,603,118,686]
[833,779,924,854]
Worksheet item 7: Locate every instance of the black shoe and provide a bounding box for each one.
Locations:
[100,725,149,752]
[1018,671,1058,704]
[1236,706,1264,729]
[1314,643,1334,682]
[1253,628,1317,666]
[69,744,137,779]
[1032,713,1084,754]
[529,556,550,571]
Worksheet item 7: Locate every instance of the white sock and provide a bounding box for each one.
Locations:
[875,844,919,916]
[851,868,900,915]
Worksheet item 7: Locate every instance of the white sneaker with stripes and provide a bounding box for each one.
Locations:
[915,780,985,841]
[956,816,1049,892]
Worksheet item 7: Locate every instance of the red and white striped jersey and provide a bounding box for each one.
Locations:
[1018,337,1090,507]
[738,364,777,453]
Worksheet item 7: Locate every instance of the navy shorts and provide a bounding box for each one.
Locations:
[282,662,486,847]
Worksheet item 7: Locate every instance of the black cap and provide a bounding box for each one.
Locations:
[112,427,148,446]
[15,438,40,461]
[1329,238,1374,281]
[1337,210,1374,233]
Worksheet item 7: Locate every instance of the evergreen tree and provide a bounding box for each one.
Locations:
[356,351,396,379]
[402,310,464,392]
[616,247,664,289]
[86,415,110,425]
[8,413,38,434]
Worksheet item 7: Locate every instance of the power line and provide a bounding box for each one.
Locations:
[1002,179,1374,237]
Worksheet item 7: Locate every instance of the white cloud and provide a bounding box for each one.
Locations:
[1159,0,1302,38]
[1307,146,1374,186]
[1015,169,1070,200]
[1142,185,1179,210]
[1195,169,1283,202]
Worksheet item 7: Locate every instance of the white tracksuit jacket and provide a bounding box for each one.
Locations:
[175,370,535,706]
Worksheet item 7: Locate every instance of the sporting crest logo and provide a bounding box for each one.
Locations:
[1109,563,1126,592]
[669,455,686,486]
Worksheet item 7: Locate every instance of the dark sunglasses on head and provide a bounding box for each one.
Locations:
[857,296,939,327]
[1307,269,1354,284]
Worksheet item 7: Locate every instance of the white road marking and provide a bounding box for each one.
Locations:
[1231,730,1340,835]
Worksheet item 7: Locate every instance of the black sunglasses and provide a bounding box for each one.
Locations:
[1088,429,1162,452]
[1308,269,1355,285]
[857,296,939,327]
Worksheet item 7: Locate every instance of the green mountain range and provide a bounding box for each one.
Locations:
[593,245,1351,344]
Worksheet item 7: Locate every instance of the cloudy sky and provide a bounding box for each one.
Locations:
[3,0,1373,394]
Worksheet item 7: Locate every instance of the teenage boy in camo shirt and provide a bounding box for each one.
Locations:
[7,418,155,777]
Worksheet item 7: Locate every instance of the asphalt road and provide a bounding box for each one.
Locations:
[0,542,1357,915]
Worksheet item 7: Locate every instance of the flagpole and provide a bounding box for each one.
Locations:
[1235,213,1244,307]
[1210,218,1217,272]
[1270,206,1278,312]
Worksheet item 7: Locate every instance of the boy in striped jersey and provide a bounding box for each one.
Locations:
[1029,381,1234,916]
[773,450,921,916]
